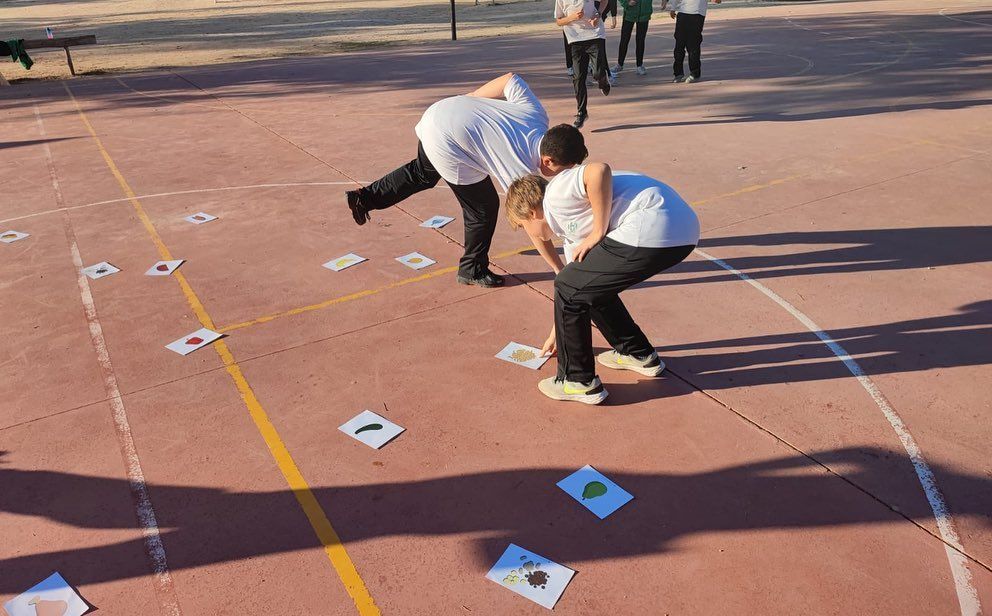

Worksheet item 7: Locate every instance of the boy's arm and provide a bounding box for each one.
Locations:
[571,162,613,262]
[555,1,585,27]
[521,218,566,274]
[468,72,516,98]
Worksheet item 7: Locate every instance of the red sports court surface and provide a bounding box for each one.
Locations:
[1,0,990,614]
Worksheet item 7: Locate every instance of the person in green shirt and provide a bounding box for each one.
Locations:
[613,0,652,75]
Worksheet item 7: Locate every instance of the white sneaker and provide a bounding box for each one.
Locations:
[685,74,700,83]
[538,376,609,405]
[597,350,666,377]
[636,65,647,76]
[613,63,624,74]
[567,67,574,77]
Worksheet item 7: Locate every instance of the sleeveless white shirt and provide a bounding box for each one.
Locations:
[543,166,700,261]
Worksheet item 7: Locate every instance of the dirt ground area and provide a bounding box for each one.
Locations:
[3,0,570,80]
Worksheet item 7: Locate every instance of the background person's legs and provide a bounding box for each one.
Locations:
[570,41,592,117]
[591,38,609,83]
[447,177,500,280]
[686,14,705,78]
[553,239,695,383]
[617,19,634,67]
[563,31,573,70]
[358,142,441,210]
[635,19,649,67]
[673,13,688,77]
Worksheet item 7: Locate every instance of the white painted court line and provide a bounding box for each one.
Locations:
[34,104,184,616]
[695,248,982,616]
[0,181,368,225]
[939,8,992,27]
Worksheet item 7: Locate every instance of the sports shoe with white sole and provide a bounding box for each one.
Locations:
[685,75,700,83]
[538,376,609,405]
[636,65,647,75]
[597,350,666,377]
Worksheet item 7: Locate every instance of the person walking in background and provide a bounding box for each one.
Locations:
[564,1,618,78]
[614,0,652,76]
[666,0,720,83]
[555,0,612,129]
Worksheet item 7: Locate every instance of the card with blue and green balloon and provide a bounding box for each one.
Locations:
[556,465,633,519]
[338,410,404,449]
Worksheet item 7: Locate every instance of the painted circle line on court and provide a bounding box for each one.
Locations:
[0,182,372,225]
[695,248,983,616]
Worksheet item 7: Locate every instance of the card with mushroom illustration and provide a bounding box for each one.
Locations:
[495,342,550,370]
[486,543,575,609]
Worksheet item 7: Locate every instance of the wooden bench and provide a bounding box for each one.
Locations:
[22,34,98,76]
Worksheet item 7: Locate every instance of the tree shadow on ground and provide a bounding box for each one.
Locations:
[3,9,990,130]
[0,447,988,593]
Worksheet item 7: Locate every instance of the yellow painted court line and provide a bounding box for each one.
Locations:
[219,245,534,333]
[63,83,380,616]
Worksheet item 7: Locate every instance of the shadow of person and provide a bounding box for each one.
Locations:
[1,448,988,593]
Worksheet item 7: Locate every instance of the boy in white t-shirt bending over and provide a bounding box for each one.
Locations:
[555,0,611,129]
[346,73,550,288]
[505,125,699,405]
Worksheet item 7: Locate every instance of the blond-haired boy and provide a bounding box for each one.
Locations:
[506,133,699,404]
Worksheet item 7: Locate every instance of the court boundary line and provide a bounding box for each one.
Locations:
[34,103,183,616]
[63,84,381,616]
[695,248,982,616]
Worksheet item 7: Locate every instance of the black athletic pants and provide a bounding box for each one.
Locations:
[554,238,695,383]
[673,12,705,78]
[358,142,499,279]
[618,19,648,67]
[570,38,609,117]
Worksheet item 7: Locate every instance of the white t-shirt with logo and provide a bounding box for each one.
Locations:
[555,0,607,44]
[414,75,549,191]
[543,166,700,262]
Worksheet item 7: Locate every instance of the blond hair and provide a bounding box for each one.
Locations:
[505,174,547,229]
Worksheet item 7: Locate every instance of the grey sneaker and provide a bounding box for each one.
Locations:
[537,376,609,405]
[613,63,624,74]
[597,350,666,377]
[673,75,685,83]
[685,75,700,83]
[636,65,647,76]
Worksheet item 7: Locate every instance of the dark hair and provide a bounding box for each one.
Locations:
[540,123,588,165]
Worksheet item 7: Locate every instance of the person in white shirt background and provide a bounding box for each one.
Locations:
[555,0,612,128]
[665,0,720,83]
[504,125,700,405]
[345,73,549,289]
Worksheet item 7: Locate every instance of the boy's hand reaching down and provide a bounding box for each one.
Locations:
[542,326,557,357]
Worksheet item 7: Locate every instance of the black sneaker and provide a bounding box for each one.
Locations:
[598,75,611,96]
[345,190,370,226]
[457,269,505,288]
[573,113,588,129]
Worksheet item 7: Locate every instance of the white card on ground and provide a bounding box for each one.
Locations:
[145,259,185,276]
[3,572,89,616]
[0,230,29,244]
[495,342,550,370]
[165,327,222,356]
[395,252,435,270]
[557,464,634,520]
[81,261,120,279]
[420,215,454,229]
[323,253,367,272]
[338,409,404,449]
[486,543,575,610]
[185,212,217,224]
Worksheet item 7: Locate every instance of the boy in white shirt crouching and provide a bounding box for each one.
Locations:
[504,125,699,405]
